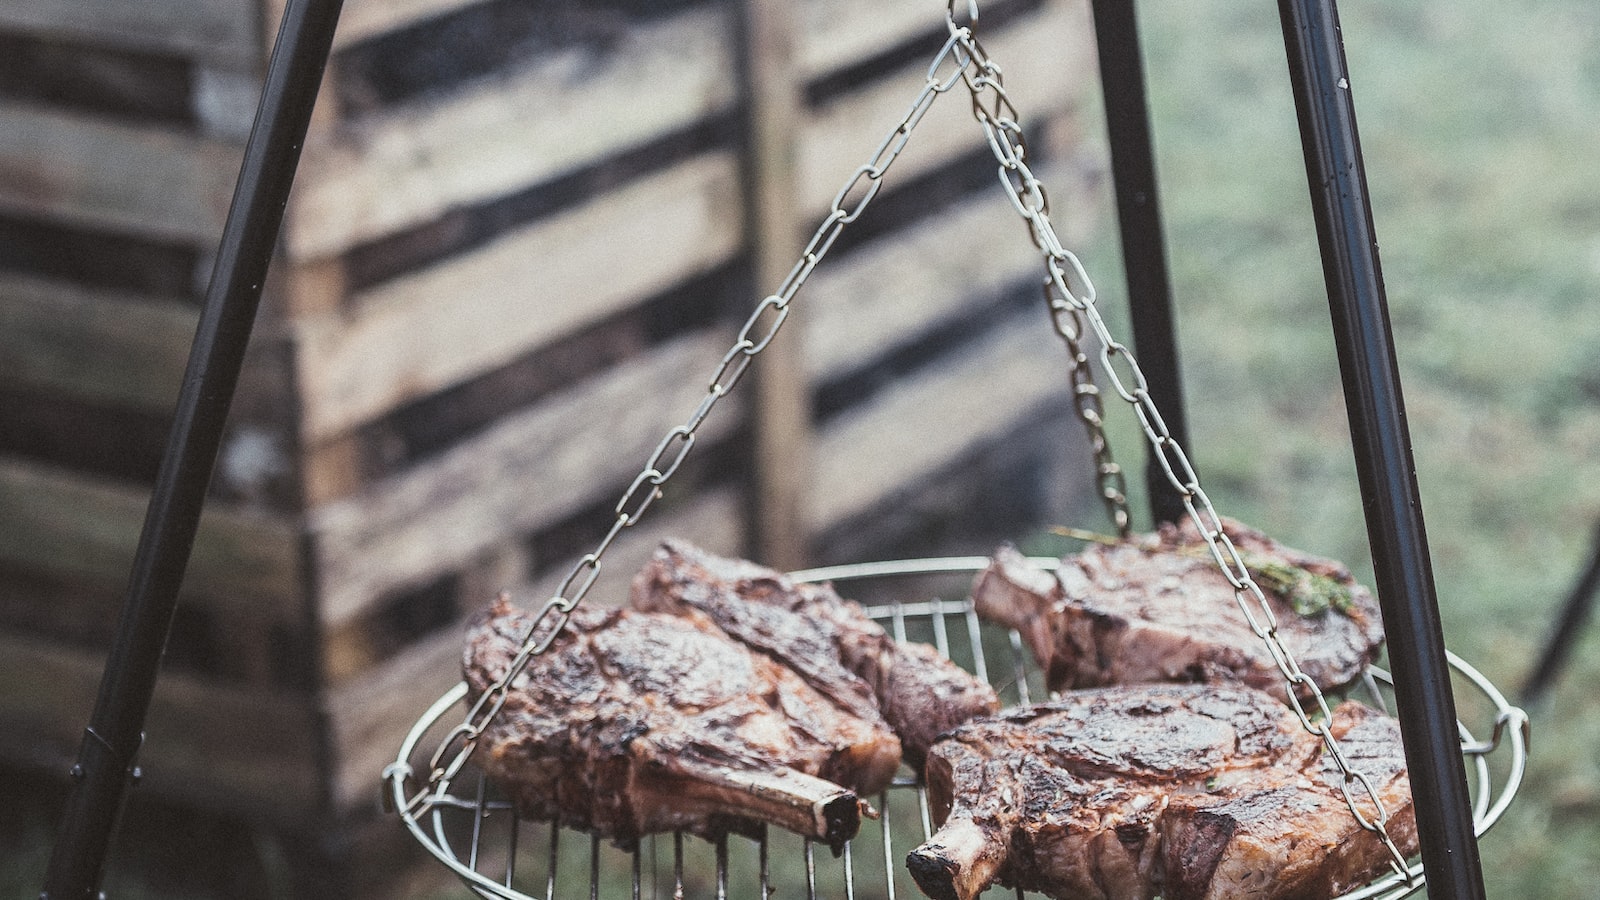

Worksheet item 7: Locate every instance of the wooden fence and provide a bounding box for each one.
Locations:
[0,0,1110,890]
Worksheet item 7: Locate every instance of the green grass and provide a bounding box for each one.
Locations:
[1099,0,1600,895]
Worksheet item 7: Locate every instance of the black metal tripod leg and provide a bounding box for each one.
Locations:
[40,0,345,896]
[1277,0,1486,896]
[1088,0,1190,528]
[1521,515,1600,707]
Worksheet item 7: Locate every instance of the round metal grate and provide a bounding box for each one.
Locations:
[384,557,1529,900]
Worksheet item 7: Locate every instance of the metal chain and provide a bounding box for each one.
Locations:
[952,0,1131,534]
[408,4,1414,881]
[945,6,1410,878]
[407,27,980,813]
[1042,284,1131,536]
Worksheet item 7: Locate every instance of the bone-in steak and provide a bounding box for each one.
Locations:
[632,539,1001,767]
[462,596,902,850]
[972,518,1385,697]
[906,684,1417,900]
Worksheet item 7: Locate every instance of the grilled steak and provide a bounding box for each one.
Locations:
[972,517,1385,697]
[906,684,1417,900]
[632,539,1001,767]
[462,596,902,850]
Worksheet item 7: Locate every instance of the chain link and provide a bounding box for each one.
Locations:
[410,22,980,810]
[946,8,1410,879]
[1042,277,1130,534]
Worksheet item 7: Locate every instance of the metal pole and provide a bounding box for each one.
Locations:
[1276,0,1485,896]
[1088,0,1189,527]
[1520,515,1600,707]
[40,0,343,895]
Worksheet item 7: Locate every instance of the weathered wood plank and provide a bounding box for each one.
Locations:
[288,6,734,261]
[809,310,1074,532]
[311,329,745,628]
[802,157,1099,382]
[0,560,307,688]
[0,100,240,243]
[796,0,1092,216]
[298,109,1100,623]
[0,0,261,65]
[0,274,194,410]
[0,457,302,609]
[0,631,321,825]
[324,485,743,812]
[801,0,953,75]
[294,151,741,443]
[288,0,1084,262]
[321,541,526,685]
[290,3,1091,442]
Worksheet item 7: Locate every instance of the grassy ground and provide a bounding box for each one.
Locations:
[1108,0,1600,895]
[11,0,1598,895]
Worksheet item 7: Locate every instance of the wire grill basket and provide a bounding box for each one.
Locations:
[384,557,1528,900]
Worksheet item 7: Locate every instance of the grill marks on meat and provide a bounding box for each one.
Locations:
[631,539,1000,766]
[462,597,902,850]
[973,518,1385,698]
[906,684,1417,900]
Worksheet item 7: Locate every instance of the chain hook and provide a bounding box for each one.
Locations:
[946,0,979,36]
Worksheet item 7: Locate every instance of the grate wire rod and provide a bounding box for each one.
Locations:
[880,790,898,900]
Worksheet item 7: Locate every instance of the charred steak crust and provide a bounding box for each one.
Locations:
[907,684,1417,900]
[972,517,1386,697]
[1161,702,1420,900]
[461,597,902,850]
[631,539,1001,766]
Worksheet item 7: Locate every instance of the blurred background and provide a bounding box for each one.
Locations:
[1,0,1596,896]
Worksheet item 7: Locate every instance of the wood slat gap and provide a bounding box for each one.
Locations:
[803,0,1045,107]
[0,30,195,127]
[0,208,200,299]
[0,388,172,485]
[331,0,703,114]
